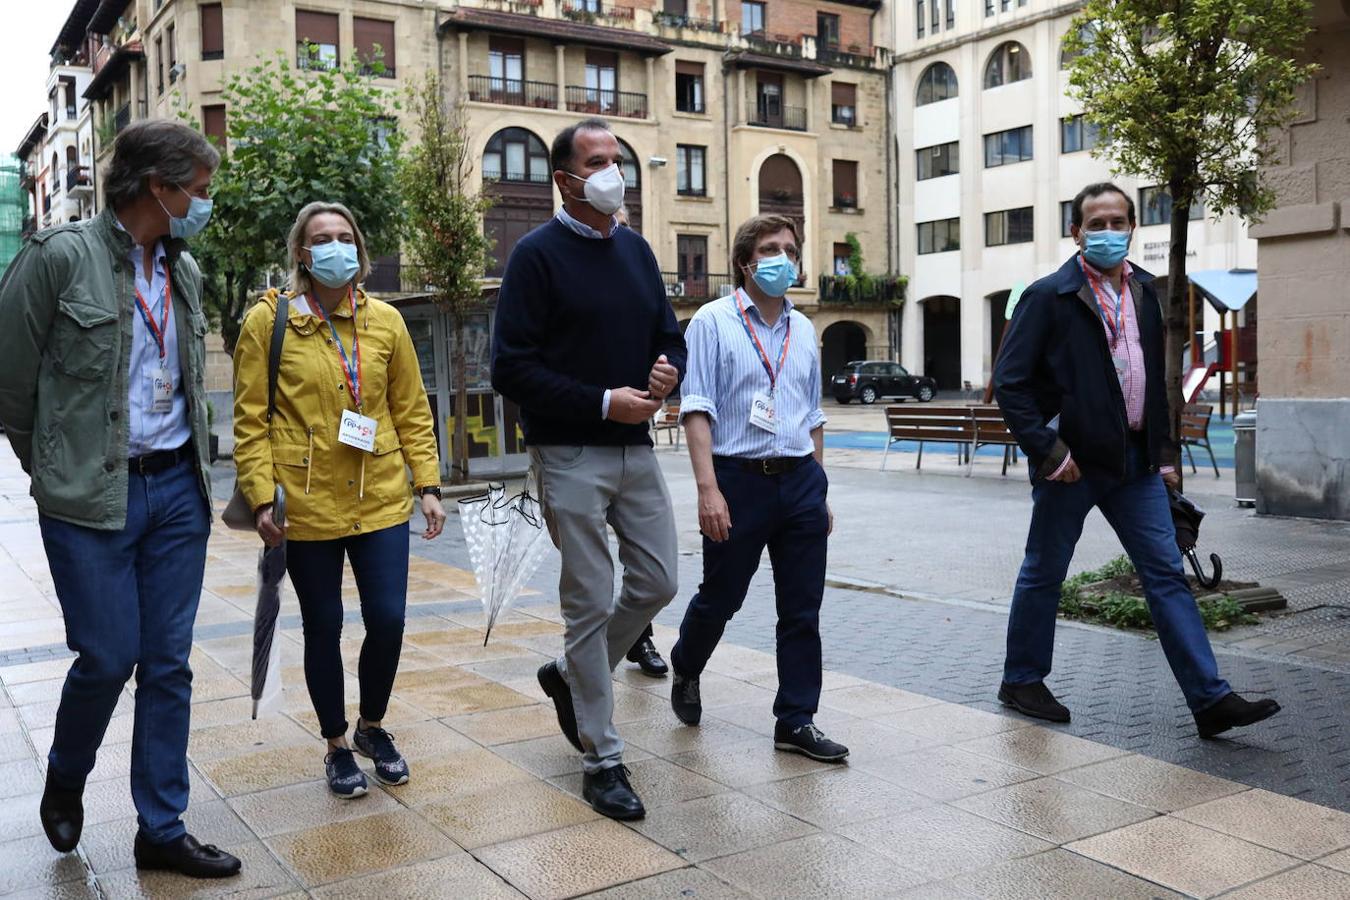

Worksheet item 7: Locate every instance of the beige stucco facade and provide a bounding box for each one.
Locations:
[1249,0,1350,520]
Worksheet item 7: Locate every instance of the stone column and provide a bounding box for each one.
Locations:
[736,68,746,125]
[645,56,655,120]
[457,32,469,98]
[555,44,566,110]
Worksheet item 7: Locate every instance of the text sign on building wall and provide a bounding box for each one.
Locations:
[1142,240,1199,264]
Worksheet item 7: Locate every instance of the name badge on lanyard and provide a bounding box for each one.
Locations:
[314,290,377,452]
[135,280,174,414]
[1079,257,1129,388]
[736,292,790,435]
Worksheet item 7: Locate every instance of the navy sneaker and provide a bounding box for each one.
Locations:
[774,722,849,763]
[324,748,369,798]
[353,724,410,785]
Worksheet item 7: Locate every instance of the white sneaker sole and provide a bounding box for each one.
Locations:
[330,783,368,799]
[774,741,850,763]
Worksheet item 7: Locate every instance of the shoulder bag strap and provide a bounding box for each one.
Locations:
[266,294,289,423]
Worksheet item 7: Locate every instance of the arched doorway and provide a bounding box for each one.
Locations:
[821,321,867,390]
[616,136,642,233]
[482,127,553,277]
[922,296,961,391]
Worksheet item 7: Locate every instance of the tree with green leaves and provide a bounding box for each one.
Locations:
[397,73,494,485]
[196,48,404,353]
[1063,0,1316,480]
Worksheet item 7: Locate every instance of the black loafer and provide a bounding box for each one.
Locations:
[626,637,669,678]
[582,765,645,820]
[998,680,1071,723]
[671,671,702,726]
[1195,692,1281,739]
[538,662,583,752]
[39,772,83,853]
[133,832,242,879]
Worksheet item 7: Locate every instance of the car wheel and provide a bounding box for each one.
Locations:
[917,385,935,402]
[860,385,878,405]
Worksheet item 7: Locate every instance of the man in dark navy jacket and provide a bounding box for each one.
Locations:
[492,119,686,820]
[993,182,1279,740]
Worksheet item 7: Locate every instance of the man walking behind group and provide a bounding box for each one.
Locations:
[0,120,241,877]
[668,215,848,763]
[993,182,1280,739]
[492,118,686,820]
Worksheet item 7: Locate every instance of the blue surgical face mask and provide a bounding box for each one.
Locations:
[305,241,360,289]
[1082,229,1131,268]
[749,253,798,298]
[158,186,213,239]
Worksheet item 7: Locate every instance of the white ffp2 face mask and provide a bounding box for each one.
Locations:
[566,163,626,216]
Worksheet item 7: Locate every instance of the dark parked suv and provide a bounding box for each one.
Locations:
[831,360,938,404]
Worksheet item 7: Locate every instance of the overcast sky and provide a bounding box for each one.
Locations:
[0,4,83,156]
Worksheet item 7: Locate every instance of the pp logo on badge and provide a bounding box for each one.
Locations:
[338,409,378,453]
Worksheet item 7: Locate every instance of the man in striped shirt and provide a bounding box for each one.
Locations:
[993,183,1280,740]
[668,215,848,763]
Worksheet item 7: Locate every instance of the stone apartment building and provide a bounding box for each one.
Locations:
[20,0,898,476]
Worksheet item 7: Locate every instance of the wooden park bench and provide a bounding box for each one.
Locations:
[1181,402,1219,478]
[881,405,977,471]
[652,403,682,449]
[970,405,1021,476]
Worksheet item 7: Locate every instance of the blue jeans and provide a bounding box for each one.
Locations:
[672,457,830,726]
[1004,439,1231,712]
[39,457,210,844]
[285,524,409,739]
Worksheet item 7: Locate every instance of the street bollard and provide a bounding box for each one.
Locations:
[1233,410,1257,508]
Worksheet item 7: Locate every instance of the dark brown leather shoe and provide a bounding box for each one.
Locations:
[998,681,1071,723]
[134,832,242,879]
[1195,692,1281,739]
[39,772,83,853]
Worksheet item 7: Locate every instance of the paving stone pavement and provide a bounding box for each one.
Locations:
[4,506,1350,898]
[389,442,1350,816]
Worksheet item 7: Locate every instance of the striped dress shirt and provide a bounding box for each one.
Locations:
[679,289,826,459]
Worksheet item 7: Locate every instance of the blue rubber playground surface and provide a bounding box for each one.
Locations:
[825,418,1237,469]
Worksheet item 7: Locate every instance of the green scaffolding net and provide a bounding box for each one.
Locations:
[0,155,26,276]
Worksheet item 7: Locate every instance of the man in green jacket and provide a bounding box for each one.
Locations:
[0,120,240,878]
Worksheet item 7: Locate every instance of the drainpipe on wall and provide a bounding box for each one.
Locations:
[885,55,898,360]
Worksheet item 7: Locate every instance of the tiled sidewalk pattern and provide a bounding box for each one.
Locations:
[3,517,1350,898]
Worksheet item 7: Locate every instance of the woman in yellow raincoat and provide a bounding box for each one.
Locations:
[233,201,443,798]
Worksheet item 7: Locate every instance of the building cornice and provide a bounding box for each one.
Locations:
[891,0,1087,65]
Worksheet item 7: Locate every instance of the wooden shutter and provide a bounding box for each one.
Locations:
[200,4,223,58]
[675,60,703,76]
[353,17,396,72]
[833,160,857,197]
[295,10,339,45]
[830,82,856,106]
[202,105,227,146]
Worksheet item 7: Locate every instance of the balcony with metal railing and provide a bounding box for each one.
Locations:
[751,105,807,132]
[66,165,93,196]
[565,86,647,119]
[467,76,558,109]
[661,272,735,302]
[817,274,906,307]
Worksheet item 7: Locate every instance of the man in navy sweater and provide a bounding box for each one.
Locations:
[492,119,686,820]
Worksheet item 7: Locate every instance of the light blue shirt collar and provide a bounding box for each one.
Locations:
[735,287,795,329]
[556,206,617,240]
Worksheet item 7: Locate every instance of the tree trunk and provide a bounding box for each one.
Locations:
[1165,176,1193,493]
[451,311,470,485]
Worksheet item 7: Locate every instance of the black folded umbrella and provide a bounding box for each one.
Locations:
[1168,487,1223,589]
[251,484,286,718]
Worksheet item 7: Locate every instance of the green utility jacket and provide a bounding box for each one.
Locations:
[0,209,213,530]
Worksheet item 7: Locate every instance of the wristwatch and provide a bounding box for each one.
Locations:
[418,486,442,499]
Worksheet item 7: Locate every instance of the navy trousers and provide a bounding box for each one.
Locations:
[1004,438,1232,712]
[40,457,210,844]
[671,457,829,726]
[286,523,410,739]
